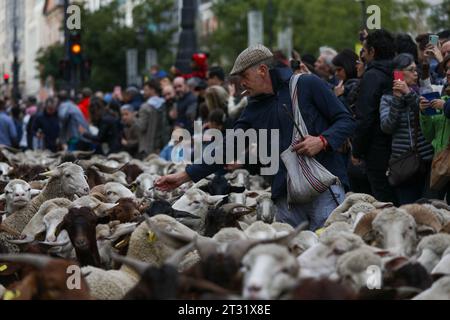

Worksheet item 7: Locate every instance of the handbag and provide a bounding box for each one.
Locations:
[280,74,340,205]
[386,106,422,187]
[430,120,450,190]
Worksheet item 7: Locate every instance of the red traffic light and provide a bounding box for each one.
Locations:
[3,73,10,81]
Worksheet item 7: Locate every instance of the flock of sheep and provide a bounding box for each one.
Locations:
[0,146,449,300]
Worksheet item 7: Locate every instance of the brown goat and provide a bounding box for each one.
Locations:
[56,207,107,267]
[0,254,91,300]
[106,198,141,223]
[120,164,143,184]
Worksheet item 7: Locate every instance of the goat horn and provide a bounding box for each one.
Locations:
[401,204,442,233]
[261,221,308,246]
[93,163,123,174]
[106,223,138,241]
[0,253,53,269]
[6,234,35,244]
[353,210,379,237]
[194,236,219,260]
[165,241,196,267]
[110,250,149,275]
[38,239,71,247]
[220,203,254,216]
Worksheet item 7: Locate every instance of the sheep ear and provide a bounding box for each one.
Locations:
[206,195,227,207]
[30,189,41,197]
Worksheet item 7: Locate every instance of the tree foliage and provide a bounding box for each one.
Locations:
[205,0,430,70]
[428,0,450,32]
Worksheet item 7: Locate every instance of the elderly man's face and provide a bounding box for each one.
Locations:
[442,41,450,59]
[121,109,135,125]
[315,55,332,79]
[173,78,187,98]
[239,65,270,97]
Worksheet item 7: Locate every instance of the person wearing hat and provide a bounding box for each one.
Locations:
[156,44,355,230]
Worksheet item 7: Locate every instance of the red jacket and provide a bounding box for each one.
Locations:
[78,97,91,122]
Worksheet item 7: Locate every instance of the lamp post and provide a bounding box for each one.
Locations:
[12,0,20,105]
[356,0,367,29]
[175,0,198,75]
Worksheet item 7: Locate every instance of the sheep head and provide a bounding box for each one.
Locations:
[255,195,277,224]
[103,182,134,203]
[2,179,39,213]
[241,244,299,300]
[42,163,90,198]
[132,173,160,198]
[354,207,417,256]
[171,189,226,219]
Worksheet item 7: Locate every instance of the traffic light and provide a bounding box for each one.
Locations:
[69,31,82,64]
[3,73,9,84]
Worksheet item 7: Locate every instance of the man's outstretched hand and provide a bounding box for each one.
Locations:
[155,171,191,192]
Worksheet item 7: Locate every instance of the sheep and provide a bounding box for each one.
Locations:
[56,207,116,267]
[289,230,319,256]
[415,233,450,272]
[198,174,246,196]
[225,169,250,189]
[131,173,160,198]
[171,188,227,233]
[91,183,135,204]
[152,219,307,292]
[81,214,199,300]
[203,203,253,237]
[244,221,277,240]
[336,247,383,291]
[413,276,450,300]
[241,244,299,300]
[1,163,89,234]
[119,164,143,185]
[0,180,40,215]
[432,247,450,277]
[255,194,277,224]
[0,253,91,300]
[324,193,393,227]
[297,232,366,280]
[353,207,440,256]
[104,198,141,223]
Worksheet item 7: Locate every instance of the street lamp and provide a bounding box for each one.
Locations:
[355,0,367,30]
[175,0,198,75]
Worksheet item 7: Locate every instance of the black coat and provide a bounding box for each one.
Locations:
[83,112,122,154]
[352,60,393,169]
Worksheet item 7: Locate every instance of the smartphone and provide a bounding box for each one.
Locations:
[429,34,439,46]
[421,92,442,116]
[393,71,404,81]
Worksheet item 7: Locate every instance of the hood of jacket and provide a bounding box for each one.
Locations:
[147,96,165,109]
[366,59,393,78]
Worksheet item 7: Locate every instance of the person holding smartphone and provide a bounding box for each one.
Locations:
[379,53,435,204]
[419,55,450,204]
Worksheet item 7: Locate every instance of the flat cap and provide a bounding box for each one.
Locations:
[230,44,274,76]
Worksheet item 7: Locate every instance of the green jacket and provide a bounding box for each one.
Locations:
[420,96,450,154]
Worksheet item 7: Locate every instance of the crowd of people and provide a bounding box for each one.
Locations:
[0,27,449,212]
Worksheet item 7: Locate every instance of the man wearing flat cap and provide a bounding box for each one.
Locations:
[156,44,355,231]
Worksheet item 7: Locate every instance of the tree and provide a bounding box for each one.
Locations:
[205,0,428,70]
[35,0,177,92]
[429,0,450,32]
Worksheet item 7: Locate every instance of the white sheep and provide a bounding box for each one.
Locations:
[0,179,40,215]
[416,233,450,272]
[413,276,450,300]
[241,244,299,300]
[81,214,199,300]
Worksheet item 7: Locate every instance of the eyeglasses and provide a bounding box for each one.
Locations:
[403,67,417,73]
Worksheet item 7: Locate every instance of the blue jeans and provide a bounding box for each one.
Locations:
[275,184,345,231]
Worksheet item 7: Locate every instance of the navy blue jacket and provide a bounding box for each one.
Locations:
[186,67,356,200]
[33,111,60,152]
[444,99,450,119]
